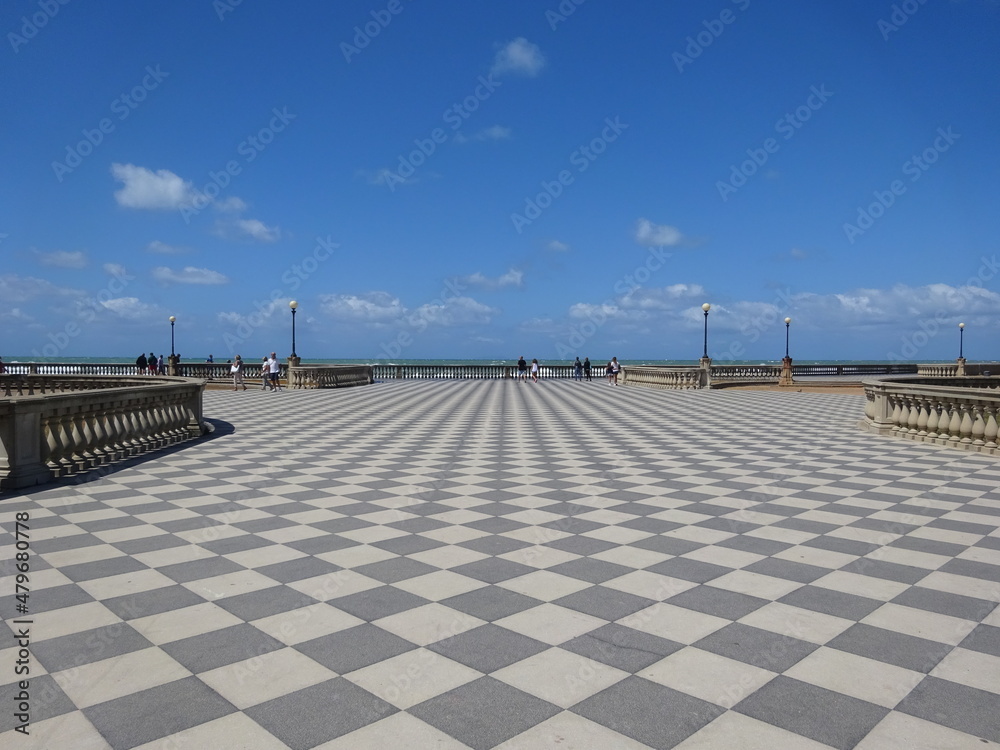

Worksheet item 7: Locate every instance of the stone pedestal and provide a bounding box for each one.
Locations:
[287,356,301,367]
[779,356,794,386]
[699,357,712,388]
[167,355,179,377]
[956,357,966,376]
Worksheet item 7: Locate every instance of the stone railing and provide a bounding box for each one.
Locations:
[370,364,587,380]
[0,376,208,490]
[710,364,781,382]
[1,375,165,397]
[917,362,995,377]
[861,376,1000,456]
[289,365,373,389]
[620,366,704,390]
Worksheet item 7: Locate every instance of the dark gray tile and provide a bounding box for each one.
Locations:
[561,623,683,673]
[103,584,205,620]
[827,623,949,672]
[256,556,342,583]
[839,557,929,584]
[84,676,236,749]
[572,676,724,749]
[941,558,1000,583]
[199,534,275,555]
[554,586,656,622]
[897,676,1000,743]
[157,517,223,533]
[330,585,429,621]
[616,517,682,534]
[888,536,966,557]
[697,517,759,534]
[77,516,147,532]
[0,674,77,733]
[310,516,375,533]
[112,534,189,555]
[890,587,997,621]
[775,518,837,535]
[694,622,817,671]
[33,533,104,554]
[162,623,284,672]
[0,583,92,617]
[246,678,396,749]
[215,585,316,621]
[427,624,548,673]
[734,676,888,750]
[450,557,537,584]
[286,534,361,554]
[296,624,417,673]
[458,535,532,556]
[371,534,447,556]
[803,535,879,556]
[387,516,451,533]
[59,555,148,582]
[441,586,543,621]
[33,623,152,673]
[644,557,730,584]
[545,535,618,557]
[629,536,705,556]
[541,517,606,534]
[849,518,920,535]
[411,676,560,750]
[715,535,792,556]
[546,558,634,584]
[959,624,1000,658]
[667,585,769,620]
[779,585,883,620]
[157,556,245,583]
[928,518,995,536]
[743,557,833,584]
[353,557,440,584]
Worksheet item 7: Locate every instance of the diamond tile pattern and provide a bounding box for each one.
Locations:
[2,381,999,748]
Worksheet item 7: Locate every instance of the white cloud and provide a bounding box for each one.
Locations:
[98,297,159,320]
[459,268,524,289]
[212,218,281,243]
[111,163,199,210]
[320,292,405,322]
[146,240,189,255]
[152,266,229,285]
[491,38,545,77]
[35,249,87,268]
[634,218,683,247]
[411,296,499,326]
[0,274,81,304]
[455,125,512,144]
[215,196,247,214]
[547,240,570,252]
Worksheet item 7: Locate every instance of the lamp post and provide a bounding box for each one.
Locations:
[780,317,793,386]
[959,322,965,360]
[289,301,299,362]
[168,316,178,376]
[701,303,711,359]
[784,317,791,359]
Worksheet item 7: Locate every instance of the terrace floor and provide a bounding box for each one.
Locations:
[2,380,1000,749]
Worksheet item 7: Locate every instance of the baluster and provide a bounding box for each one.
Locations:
[983,405,999,450]
[915,397,929,437]
[947,403,963,446]
[971,403,987,447]
[959,402,975,445]
[894,396,908,434]
[906,396,921,434]
[76,412,100,468]
[925,398,940,438]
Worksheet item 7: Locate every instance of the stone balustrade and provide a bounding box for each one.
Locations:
[289,365,373,389]
[620,366,705,390]
[0,376,207,490]
[710,364,782,382]
[861,376,1000,456]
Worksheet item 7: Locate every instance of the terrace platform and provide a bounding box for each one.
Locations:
[2,381,999,749]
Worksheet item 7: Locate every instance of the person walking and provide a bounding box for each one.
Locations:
[531,358,540,383]
[573,357,583,381]
[611,356,620,385]
[261,357,270,390]
[156,354,165,375]
[148,352,157,375]
[583,357,591,381]
[231,355,246,390]
[268,352,282,391]
[605,361,614,384]
[517,355,528,382]
[136,352,147,374]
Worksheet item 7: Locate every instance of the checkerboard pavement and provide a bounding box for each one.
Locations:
[2,380,1000,749]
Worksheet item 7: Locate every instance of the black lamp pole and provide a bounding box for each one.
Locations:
[701,303,711,359]
[959,323,965,359]
[785,318,791,359]
[290,301,298,358]
[169,316,176,357]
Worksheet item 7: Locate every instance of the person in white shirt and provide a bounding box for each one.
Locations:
[268,352,282,391]
[231,355,246,390]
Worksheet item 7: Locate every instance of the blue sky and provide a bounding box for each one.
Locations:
[3,0,999,362]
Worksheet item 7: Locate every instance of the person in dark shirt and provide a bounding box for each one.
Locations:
[517,355,528,382]
[583,357,592,381]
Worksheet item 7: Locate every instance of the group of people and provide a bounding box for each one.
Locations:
[515,356,621,384]
[135,352,165,375]
[230,352,283,391]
